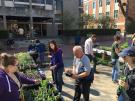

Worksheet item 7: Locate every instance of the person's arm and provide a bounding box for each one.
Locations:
[115,44,120,55]
[90,40,94,56]
[18,73,36,84]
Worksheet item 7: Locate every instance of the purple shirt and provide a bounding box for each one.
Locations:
[50,48,64,69]
[0,69,35,101]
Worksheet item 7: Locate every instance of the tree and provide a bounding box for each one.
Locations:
[117,0,135,22]
[96,16,115,29]
[79,14,96,29]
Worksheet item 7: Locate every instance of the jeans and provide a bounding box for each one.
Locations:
[118,94,124,101]
[54,67,64,92]
[73,80,91,101]
[112,59,119,82]
[39,52,45,64]
[86,54,97,72]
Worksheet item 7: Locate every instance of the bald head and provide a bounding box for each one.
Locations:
[73,46,84,58]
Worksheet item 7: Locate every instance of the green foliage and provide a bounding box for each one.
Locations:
[99,46,111,51]
[121,42,128,49]
[0,30,9,39]
[95,53,111,66]
[97,16,115,29]
[34,80,61,101]
[24,69,41,80]
[15,52,34,71]
[79,14,96,29]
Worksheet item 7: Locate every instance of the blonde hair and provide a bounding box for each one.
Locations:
[0,53,17,68]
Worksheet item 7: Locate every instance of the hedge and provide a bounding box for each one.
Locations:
[0,30,9,39]
[62,29,121,36]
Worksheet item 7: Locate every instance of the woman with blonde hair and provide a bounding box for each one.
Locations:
[0,53,39,101]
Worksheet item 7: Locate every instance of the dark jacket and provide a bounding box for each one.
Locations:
[28,44,36,52]
[36,43,46,53]
[0,68,35,101]
[125,68,135,101]
[50,48,64,70]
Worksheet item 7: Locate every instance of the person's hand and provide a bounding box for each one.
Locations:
[64,68,72,73]
[34,79,41,84]
[50,65,56,70]
[125,82,129,90]
[71,74,78,79]
[48,55,52,58]
[118,80,125,87]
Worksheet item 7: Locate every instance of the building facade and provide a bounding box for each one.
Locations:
[83,0,126,32]
[0,0,62,37]
[62,0,83,30]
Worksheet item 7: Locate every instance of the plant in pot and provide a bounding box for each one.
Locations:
[15,52,36,71]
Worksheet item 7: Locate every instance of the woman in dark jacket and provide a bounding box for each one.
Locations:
[0,53,39,101]
[48,40,64,93]
[118,46,135,101]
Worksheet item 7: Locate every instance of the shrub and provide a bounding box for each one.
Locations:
[0,30,9,39]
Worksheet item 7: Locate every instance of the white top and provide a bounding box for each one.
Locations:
[84,38,93,55]
[18,28,24,35]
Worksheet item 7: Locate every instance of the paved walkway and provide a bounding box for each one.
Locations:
[45,64,118,101]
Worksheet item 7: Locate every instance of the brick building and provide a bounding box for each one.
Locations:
[83,0,126,32]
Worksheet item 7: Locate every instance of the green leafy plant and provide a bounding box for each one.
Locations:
[121,42,128,49]
[15,52,34,71]
[34,80,61,101]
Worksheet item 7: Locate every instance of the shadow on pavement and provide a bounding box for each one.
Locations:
[90,88,100,96]
[63,83,74,90]
[99,71,112,77]
[62,91,74,100]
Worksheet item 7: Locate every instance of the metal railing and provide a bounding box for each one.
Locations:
[14,0,53,5]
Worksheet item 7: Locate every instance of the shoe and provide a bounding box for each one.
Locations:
[113,80,118,84]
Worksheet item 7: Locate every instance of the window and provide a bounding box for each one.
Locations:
[99,0,102,7]
[85,4,89,14]
[106,12,110,16]
[115,0,118,3]
[106,0,110,5]
[114,25,117,28]
[114,10,118,18]
[93,1,96,9]
[93,14,96,18]
[99,13,102,18]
